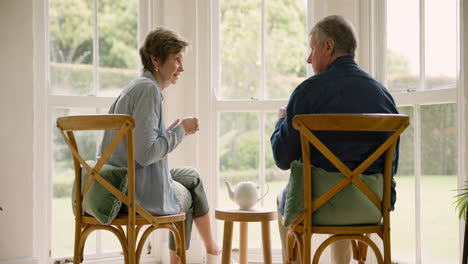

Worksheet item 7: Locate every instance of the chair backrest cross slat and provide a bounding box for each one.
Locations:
[293,114,409,213]
[56,114,187,264]
[57,116,132,203]
[286,113,409,264]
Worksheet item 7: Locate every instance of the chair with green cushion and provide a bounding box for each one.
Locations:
[285,114,409,264]
[57,114,186,264]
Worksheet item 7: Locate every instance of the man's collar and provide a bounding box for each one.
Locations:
[327,55,356,70]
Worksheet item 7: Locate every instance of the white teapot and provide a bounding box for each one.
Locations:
[225,179,269,210]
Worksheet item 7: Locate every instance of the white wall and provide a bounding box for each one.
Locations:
[161,0,199,170]
[0,0,36,262]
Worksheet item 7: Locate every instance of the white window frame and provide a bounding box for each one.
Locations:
[208,0,464,262]
[209,0,313,260]
[33,0,172,263]
[374,1,462,263]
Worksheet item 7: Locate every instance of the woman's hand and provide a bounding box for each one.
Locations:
[166,118,180,132]
[181,117,199,135]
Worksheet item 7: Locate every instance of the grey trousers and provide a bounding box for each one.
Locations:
[169,167,210,250]
[277,192,351,264]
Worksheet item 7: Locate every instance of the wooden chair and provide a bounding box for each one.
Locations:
[286,114,409,264]
[57,114,186,264]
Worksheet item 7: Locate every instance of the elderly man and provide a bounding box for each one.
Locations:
[270,15,399,263]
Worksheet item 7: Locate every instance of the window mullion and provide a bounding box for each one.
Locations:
[261,0,266,100]
[416,0,423,259]
[259,112,266,206]
[419,0,425,92]
[260,0,266,197]
[369,0,386,85]
[212,0,221,100]
[92,0,99,97]
[92,0,102,255]
[306,0,313,77]
[414,104,422,264]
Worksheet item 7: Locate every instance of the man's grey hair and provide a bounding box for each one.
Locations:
[310,15,357,58]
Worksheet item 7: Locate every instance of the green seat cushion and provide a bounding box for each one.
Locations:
[72,161,128,225]
[283,161,383,227]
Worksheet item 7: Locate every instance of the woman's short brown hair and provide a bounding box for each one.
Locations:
[139,27,189,73]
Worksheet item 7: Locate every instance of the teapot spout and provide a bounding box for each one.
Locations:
[225,181,235,201]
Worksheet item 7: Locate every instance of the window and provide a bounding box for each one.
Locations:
[214,0,308,257]
[386,0,459,263]
[212,0,461,263]
[48,0,140,259]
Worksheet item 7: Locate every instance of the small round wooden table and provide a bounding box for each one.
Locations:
[215,208,278,264]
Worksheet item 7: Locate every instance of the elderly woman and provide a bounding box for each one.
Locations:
[99,27,220,264]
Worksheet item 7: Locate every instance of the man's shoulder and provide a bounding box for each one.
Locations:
[293,75,322,94]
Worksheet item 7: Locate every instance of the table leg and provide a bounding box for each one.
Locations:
[261,221,272,264]
[221,221,233,264]
[239,222,248,264]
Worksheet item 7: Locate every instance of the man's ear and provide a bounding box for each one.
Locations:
[324,38,335,56]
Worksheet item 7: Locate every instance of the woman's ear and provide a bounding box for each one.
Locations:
[151,56,159,71]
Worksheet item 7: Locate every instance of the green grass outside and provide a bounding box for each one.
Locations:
[53,175,459,262]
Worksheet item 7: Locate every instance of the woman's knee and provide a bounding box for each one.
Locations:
[173,181,193,212]
[173,167,203,189]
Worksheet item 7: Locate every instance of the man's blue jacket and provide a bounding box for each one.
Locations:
[271,55,400,209]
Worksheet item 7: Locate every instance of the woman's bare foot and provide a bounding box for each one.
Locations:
[194,212,221,256]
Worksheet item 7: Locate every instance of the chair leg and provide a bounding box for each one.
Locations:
[358,241,369,264]
[175,220,187,264]
[361,241,369,263]
[292,242,299,264]
[351,240,358,259]
[351,239,369,263]
[127,225,136,264]
[74,221,82,264]
[383,230,391,264]
[78,226,95,264]
[302,232,312,264]
[286,231,295,264]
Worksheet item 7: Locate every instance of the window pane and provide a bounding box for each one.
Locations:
[424,0,457,90]
[50,0,93,96]
[265,0,307,99]
[52,108,97,256]
[391,106,416,263]
[97,0,139,97]
[218,112,260,247]
[219,112,260,196]
[220,0,261,99]
[420,103,458,263]
[387,0,420,92]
